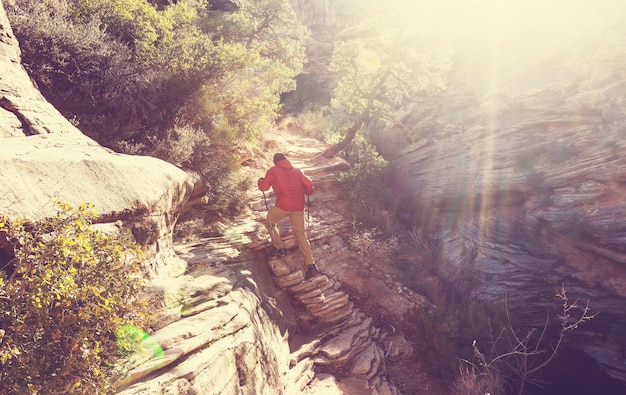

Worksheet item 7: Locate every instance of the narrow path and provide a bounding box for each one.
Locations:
[116,127,446,394]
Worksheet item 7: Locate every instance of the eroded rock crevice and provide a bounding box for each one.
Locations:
[0,96,31,136]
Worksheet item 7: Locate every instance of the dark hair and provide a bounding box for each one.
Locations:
[273,152,286,164]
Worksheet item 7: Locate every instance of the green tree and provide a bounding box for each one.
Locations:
[214,0,307,71]
[183,40,294,142]
[7,0,307,144]
[186,0,308,142]
[7,0,214,143]
[68,0,210,69]
[325,21,451,157]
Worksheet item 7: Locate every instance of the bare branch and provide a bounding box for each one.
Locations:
[456,284,596,395]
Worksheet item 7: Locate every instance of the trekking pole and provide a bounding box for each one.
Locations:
[305,194,311,233]
[307,195,310,222]
[262,191,269,210]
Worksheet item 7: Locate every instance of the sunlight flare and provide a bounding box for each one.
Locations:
[390,0,622,44]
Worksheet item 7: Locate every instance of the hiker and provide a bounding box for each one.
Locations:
[258,152,319,279]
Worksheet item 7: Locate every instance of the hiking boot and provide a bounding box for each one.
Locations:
[272,248,287,257]
[305,263,319,279]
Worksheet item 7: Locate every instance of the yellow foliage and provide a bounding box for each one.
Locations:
[0,202,150,394]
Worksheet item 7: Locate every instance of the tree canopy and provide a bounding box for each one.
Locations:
[7,0,307,146]
[326,20,451,156]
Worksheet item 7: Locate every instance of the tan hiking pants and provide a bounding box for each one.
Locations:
[265,206,314,265]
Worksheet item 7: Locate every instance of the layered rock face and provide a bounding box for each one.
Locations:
[393,22,626,383]
[0,1,194,278]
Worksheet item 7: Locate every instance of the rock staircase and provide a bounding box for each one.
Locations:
[245,132,405,394]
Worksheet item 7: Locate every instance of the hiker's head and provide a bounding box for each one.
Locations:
[273,152,286,164]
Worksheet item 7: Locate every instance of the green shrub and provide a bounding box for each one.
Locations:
[199,159,251,217]
[0,202,150,394]
[6,0,213,144]
[7,0,306,159]
[281,108,344,145]
[68,0,209,69]
[348,228,398,272]
[182,41,294,143]
[147,124,251,219]
[338,136,401,236]
[148,124,209,168]
[7,0,160,142]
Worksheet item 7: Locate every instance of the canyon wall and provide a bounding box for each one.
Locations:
[394,20,626,383]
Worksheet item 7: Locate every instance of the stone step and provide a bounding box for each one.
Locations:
[318,306,359,326]
[314,336,372,367]
[298,293,324,305]
[288,274,329,294]
[274,270,304,288]
[296,280,335,302]
[309,295,354,319]
[298,286,340,306]
[307,292,349,314]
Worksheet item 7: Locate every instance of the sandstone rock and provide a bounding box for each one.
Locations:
[0,133,195,278]
[0,2,195,278]
[381,333,413,361]
[275,270,305,288]
[299,293,325,305]
[117,274,295,394]
[350,342,382,379]
[296,283,332,301]
[287,358,315,393]
[289,274,330,294]
[307,291,349,314]
[317,317,372,362]
[318,301,354,324]
[0,2,82,138]
[301,373,343,395]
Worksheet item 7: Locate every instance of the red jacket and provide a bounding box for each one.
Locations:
[258,159,313,211]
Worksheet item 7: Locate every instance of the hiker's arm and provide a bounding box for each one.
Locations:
[258,169,274,191]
